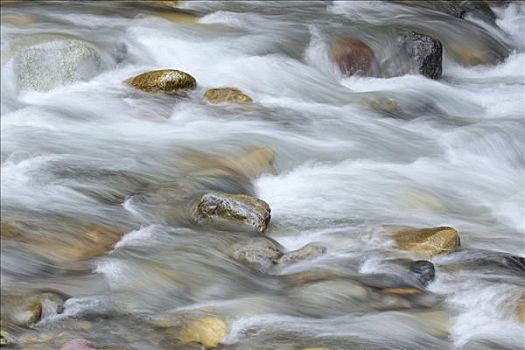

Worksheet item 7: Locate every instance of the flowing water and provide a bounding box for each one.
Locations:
[1,1,525,349]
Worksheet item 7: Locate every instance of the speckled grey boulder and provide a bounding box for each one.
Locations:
[192,192,271,233]
[7,36,109,92]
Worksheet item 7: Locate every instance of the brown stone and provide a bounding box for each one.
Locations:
[329,37,374,76]
[516,294,525,324]
[125,69,196,94]
[381,287,423,296]
[384,225,460,258]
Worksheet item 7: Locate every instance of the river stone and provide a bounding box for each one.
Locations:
[23,224,128,264]
[401,32,442,80]
[59,338,96,350]
[125,69,196,94]
[230,238,283,272]
[203,88,253,105]
[278,243,326,268]
[329,37,375,76]
[1,289,69,327]
[385,225,460,258]
[177,316,228,349]
[192,192,271,233]
[6,36,108,92]
[409,260,436,286]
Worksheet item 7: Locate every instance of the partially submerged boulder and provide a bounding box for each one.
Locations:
[203,88,253,105]
[384,225,460,258]
[401,32,442,80]
[125,69,196,94]
[278,243,326,268]
[409,260,436,286]
[4,35,109,92]
[329,37,375,76]
[516,294,525,324]
[230,238,283,272]
[192,192,271,233]
[177,315,228,349]
[1,289,69,327]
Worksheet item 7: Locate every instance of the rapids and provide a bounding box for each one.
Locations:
[1,1,524,350]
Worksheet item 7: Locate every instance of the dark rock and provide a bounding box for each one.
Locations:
[401,32,443,80]
[329,37,376,76]
[410,260,436,286]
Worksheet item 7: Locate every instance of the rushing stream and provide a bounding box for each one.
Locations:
[1,1,524,349]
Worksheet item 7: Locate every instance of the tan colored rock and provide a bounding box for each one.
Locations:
[330,37,374,76]
[448,44,496,66]
[516,294,525,324]
[192,192,271,233]
[23,224,127,263]
[381,287,423,296]
[0,222,21,240]
[185,147,275,181]
[177,316,228,349]
[385,225,460,258]
[203,88,253,105]
[125,69,196,94]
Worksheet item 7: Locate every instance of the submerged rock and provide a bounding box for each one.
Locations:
[192,192,271,233]
[5,35,109,92]
[230,238,283,272]
[384,225,460,258]
[177,316,228,349]
[401,32,442,80]
[203,88,253,105]
[125,69,196,94]
[329,37,375,76]
[59,338,96,350]
[409,260,436,286]
[278,243,326,268]
[1,289,69,327]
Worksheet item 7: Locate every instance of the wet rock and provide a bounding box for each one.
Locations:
[5,35,109,92]
[1,289,69,327]
[384,225,460,258]
[284,269,341,287]
[125,69,196,94]
[177,316,228,349]
[192,192,271,233]
[59,338,96,350]
[448,43,505,66]
[409,260,436,286]
[278,243,326,268]
[203,88,253,105]
[230,238,283,272]
[185,147,275,180]
[401,32,442,80]
[377,288,443,310]
[329,37,375,76]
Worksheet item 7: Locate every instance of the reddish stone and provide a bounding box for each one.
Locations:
[329,37,374,76]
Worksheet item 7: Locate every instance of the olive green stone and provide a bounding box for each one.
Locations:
[203,88,253,105]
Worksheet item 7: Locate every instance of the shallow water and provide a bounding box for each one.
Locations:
[1,1,524,349]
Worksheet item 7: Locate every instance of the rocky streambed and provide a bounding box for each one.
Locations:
[1,1,524,350]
